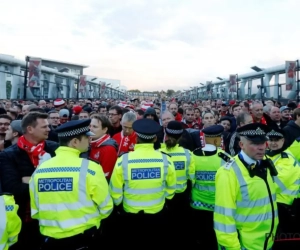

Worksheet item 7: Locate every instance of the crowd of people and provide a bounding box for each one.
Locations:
[0,97,300,249]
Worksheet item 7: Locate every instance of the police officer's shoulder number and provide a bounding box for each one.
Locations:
[281,152,289,159]
[161,151,171,158]
[223,158,235,170]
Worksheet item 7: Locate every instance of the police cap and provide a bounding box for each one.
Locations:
[55,119,95,138]
[132,118,161,140]
[166,121,184,139]
[237,123,270,143]
[202,125,224,137]
[266,127,284,139]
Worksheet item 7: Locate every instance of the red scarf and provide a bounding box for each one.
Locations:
[17,136,46,168]
[252,115,267,125]
[90,134,111,148]
[117,131,136,155]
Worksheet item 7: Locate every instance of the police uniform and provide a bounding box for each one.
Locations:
[214,123,278,250]
[266,129,300,244]
[190,125,231,249]
[29,119,113,250]
[109,119,177,248]
[0,193,22,250]
[159,121,195,247]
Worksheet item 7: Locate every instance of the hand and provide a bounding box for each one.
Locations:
[22,176,31,184]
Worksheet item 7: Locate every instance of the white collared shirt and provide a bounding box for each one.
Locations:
[240,150,257,166]
[202,144,217,152]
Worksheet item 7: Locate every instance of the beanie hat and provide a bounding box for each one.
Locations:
[72,106,82,115]
[54,98,65,107]
[59,109,69,117]
[165,121,184,139]
[10,120,23,135]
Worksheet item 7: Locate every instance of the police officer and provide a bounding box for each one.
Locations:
[0,192,21,250]
[109,118,176,248]
[190,125,231,249]
[266,128,300,246]
[159,121,195,247]
[214,123,278,250]
[29,119,113,250]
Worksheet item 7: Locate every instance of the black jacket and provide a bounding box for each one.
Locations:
[283,120,300,148]
[0,141,58,219]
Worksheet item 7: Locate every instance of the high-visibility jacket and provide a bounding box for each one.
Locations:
[0,194,21,250]
[29,147,113,239]
[267,150,300,204]
[214,155,278,250]
[191,149,230,211]
[288,137,300,162]
[159,144,195,193]
[109,143,177,214]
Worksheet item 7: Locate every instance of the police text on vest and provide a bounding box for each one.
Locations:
[131,168,161,180]
[196,171,216,181]
[38,178,73,192]
[174,161,185,170]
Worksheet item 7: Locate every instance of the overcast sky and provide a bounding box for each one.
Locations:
[0,0,298,91]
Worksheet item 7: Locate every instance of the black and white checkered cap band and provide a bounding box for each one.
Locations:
[58,126,90,137]
[136,132,156,140]
[239,127,265,136]
[267,130,283,137]
[166,128,183,135]
[204,133,222,137]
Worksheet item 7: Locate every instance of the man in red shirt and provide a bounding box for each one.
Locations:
[88,114,118,180]
[113,112,137,156]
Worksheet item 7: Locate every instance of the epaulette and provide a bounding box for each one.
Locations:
[161,151,171,158]
[281,152,289,159]
[218,152,231,163]
[119,152,129,158]
[223,158,235,170]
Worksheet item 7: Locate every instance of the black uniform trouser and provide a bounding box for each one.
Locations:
[190,208,218,250]
[40,227,99,250]
[10,220,42,250]
[166,189,191,247]
[121,208,167,249]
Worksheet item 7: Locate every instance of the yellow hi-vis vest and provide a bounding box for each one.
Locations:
[159,144,195,193]
[29,147,113,239]
[268,150,300,203]
[214,156,278,250]
[191,149,229,211]
[0,195,21,250]
[109,144,177,214]
[288,137,300,162]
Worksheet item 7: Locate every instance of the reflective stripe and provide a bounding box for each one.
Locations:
[8,235,18,245]
[191,200,214,210]
[109,182,123,193]
[124,196,165,207]
[214,221,237,233]
[194,183,215,192]
[176,183,187,190]
[295,179,300,185]
[98,193,111,211]
[236,194,276,207]
[184,149,191,180]
[235,210,278,223]
[40,211,99,228]
[121,153,168,207]
[126,187,164,195]
[214,205,236,217]
[177,176,187,181]
[231,162,249,200]
[0,196,7,249]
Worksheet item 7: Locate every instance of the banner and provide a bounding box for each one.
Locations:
[285,61,296,91]
[229,74,237,92]
[28,58,42,87]
[79,75,87,93]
